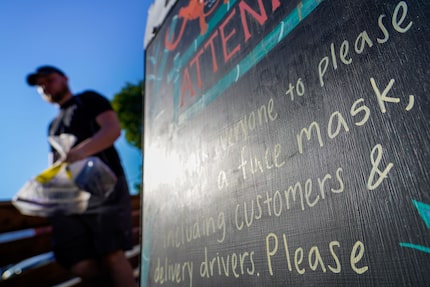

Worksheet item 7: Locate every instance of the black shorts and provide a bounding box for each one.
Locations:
[50,176,134,268]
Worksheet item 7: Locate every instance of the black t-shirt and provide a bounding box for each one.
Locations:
[48,90,124,177]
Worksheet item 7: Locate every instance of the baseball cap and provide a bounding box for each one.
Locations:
[26,66,66,86]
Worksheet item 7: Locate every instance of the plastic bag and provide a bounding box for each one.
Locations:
[68,156,117,198]
[48,133,117,197]
[12,162,90,217]
[12,134,118,217]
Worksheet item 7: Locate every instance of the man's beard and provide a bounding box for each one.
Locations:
[47,84,69,103]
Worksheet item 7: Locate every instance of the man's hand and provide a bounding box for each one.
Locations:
[64,147,87,163]
[64,110,121,163]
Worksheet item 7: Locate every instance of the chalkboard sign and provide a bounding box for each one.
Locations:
[142,0,430,286]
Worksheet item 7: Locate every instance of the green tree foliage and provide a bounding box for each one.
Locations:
[112,80,143,192]
[111,80,143,151]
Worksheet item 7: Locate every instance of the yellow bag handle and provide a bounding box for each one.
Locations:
[35,162,73,184]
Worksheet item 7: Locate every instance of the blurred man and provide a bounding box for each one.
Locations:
[27,66,137,287]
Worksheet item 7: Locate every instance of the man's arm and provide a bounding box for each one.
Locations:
[65,110,121,163]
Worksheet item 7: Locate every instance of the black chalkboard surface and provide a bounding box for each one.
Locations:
[142,0,430,286]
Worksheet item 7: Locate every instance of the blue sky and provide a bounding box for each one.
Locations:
[0,0,151,200]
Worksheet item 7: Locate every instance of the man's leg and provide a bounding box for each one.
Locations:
[102,250,137,287]
[71,258,111,287]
